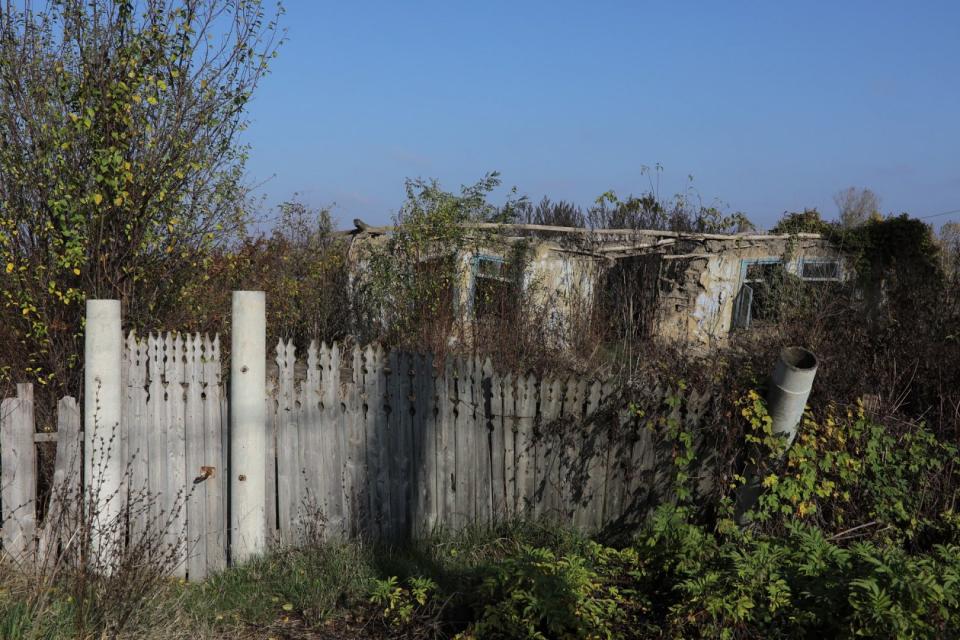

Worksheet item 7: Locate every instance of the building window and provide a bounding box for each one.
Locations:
[800,259,841,281]
[471,255,516,321]
[732,258,784,329]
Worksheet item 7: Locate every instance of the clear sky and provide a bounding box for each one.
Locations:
[241,0,960,230]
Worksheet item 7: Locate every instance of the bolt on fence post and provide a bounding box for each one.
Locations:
[230,291,266,563]
[735,346,819,525]
[83,299,124,569]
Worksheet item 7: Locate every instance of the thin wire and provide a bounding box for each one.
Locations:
[918,208,960,220]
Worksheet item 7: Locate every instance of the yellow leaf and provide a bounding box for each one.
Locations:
[93,193,103,205]
[5,262,12,273]
[281,603,293,612]
[113,196,123,206]
[147,96,158,105]
[72,268,80,276]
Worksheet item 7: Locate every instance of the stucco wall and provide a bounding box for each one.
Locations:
[655,237,846,346]
[349,228,846,349]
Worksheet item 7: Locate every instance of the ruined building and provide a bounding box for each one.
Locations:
[347,222,847,349]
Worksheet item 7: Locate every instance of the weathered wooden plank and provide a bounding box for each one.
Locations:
[275,339,298,543]
[147,335,168,560]
[336,347,352,537]
[395,351,413,538]
[358,345,374,536]
[453,357,472,529]
[421,353,439,535]
[39,396,81,563]
[184,335,207,579]
[561,377,584,526]
[263,377,277,547]
[473,357,490,526]
[502,374,517,519]
[582,380,606,532]
[410,353,431,537]
[126,333,149,541]
[485,359,504,522]
[535,378,563,520]
[320,342,345,537]
[1,384,36,562]
[602,380,628,525]
[365,345,390,538]
[202,335,227,572]
[300,341,322,539]
[438,356,456,530]
[343,345,365,537]
[166,333,187,578]
[515,373,538,518]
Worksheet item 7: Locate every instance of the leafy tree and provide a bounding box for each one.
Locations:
[834,186,881,228]
[770,208,834,234]
[0,0,282,394]
[172,198,351,348]
[351,173,524,352]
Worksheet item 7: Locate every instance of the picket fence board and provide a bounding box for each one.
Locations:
[1,384,37,562]
[2,337,718,580]
[37,396,81,563]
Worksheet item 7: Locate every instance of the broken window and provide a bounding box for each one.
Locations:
[744,261,786,322]
[471,255,517,322]
[800,259,840,281]
[733,259,786,329]
[597,254,662,341]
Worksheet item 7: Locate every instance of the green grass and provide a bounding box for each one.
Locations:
[181,541,376,631]
[0,518,589,639]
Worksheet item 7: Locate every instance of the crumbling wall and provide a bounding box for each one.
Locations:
[653,238,847,346]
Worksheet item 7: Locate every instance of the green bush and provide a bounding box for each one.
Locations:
[468,543,645,639]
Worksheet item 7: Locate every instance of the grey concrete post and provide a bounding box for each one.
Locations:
[230,291,266,563]
[735,347,818,524]
[83,299,124,565]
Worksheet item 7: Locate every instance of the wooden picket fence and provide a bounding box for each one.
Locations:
[0,334,715,580]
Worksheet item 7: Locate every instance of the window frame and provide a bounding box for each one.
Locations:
[733,257,783,330]
[468,254,509,318]
[799,257,842,282]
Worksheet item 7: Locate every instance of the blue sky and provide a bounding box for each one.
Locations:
[242,1,960,230]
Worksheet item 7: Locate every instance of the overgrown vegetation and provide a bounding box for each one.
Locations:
[2,3,960,638]
[4,392,956,638]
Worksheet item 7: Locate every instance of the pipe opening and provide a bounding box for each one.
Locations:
[780,346,817,371]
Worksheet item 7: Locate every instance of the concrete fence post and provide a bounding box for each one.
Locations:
[735,346,818,525]
[83,299,124,567]
[230,291,266,563]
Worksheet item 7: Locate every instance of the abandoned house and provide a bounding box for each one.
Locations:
[346,222,848,348]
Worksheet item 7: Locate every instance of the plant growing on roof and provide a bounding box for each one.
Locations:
[351,172,526,351]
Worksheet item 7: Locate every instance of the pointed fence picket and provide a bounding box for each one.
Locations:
[1,337,715,579]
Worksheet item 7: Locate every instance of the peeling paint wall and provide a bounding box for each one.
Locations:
[457,241,604,344]
[348,229,847,349]
[654,237,846,346]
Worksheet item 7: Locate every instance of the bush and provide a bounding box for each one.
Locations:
[468,543,642,639]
